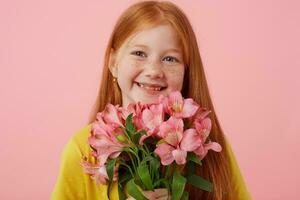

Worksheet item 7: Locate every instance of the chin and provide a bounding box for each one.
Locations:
[136,96,160,104]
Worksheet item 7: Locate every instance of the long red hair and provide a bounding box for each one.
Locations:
[88,1,233,199]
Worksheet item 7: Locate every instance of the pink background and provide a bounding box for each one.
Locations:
[1,0,299,199]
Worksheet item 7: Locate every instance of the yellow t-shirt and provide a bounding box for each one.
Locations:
[51,124,251,200]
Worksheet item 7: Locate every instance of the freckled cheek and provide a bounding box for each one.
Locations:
[118,60,142,84]
[165,69,185,90]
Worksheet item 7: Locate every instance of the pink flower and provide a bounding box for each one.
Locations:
[155,117,201,165]
[193,113,222,160]
[92,117,114,138]
[92,104,126,141]
[102,104,124,127]
[194,113,212,142]
[159,91,199,118]
[88,133,127,166]
[193,142,222,160]
[91,104,130,163]
[123,102,149,131]
[138,104,164,144]
[154,143,176,165]
[142,104,164,131]
[81,157,118,185]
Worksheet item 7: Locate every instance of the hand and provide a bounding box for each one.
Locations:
[126,188,171,200]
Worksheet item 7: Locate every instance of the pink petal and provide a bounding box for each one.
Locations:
[120,106,132,120]
[97,153,110,166]
[204,142,222,152]
[109,151,122,159]
[180,129,201,152]
[142,108,155,129]
[195,118,212,141]
[158,120,171,138]
[160,117,183,146]
[138,127,159,145]
[138,134,147,145]
[154,143,175,166]
[194,142,222,160]
[94,165,109,185]
[181,99,199,118]
[192,108,211,121]
[92,121,109,137]
[194,144,206,158]
[168,116,184,131]
[164,130,182,147]
[198,109,211,120]
[88,136,123,165]
[158,94,172,114]
[201,118,212,133]
[94,114,115,136]
[103,104,124,127]
[80,159,109,185]
[169,91,184,106]
[172,149,187,165]
[142,104,164,130]
[81,158,99,175]
[169,91,184,114]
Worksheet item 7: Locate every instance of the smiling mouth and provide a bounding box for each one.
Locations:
[135,82,167,91]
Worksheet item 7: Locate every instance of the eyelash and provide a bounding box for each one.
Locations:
[131,50,179,63]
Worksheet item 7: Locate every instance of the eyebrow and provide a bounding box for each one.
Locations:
[129,44,149,49]
[129,44,182,54]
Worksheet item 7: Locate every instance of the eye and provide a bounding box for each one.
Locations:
[163,56,179,63]
[131,50,146,57]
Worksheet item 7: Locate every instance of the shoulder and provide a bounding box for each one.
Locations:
[225,139,252,199]
[71,123,93,152]
[51,124,104,200]
[62,123,93,158]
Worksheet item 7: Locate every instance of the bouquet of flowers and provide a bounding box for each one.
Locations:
[81,91,222,200]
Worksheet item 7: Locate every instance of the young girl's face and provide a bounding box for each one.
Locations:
[110,24,185,107]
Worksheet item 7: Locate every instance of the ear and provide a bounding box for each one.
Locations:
[108,48,118,77]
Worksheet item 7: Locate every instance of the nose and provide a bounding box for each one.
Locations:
[145,61,164,79]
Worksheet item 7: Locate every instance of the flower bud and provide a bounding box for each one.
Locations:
[117,134,127,142]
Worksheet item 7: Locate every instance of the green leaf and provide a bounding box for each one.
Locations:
[161,179,171,194]
[165,162,174,178]
[149,157,160,181]
[125,113,135,137]
[134,172,144,189]
[153,178,167,188]
[126,179,148,200]
[133,129,147,145]
[140,155,155,165]
[137,165,154,190]
[118,171,132,185]
[187,152,202,165]
[187,174,213,192]
[106,159,117,182]
[186,161,195,175]
[118,184,126,200]
[182,191,189,200]
[171,172,186,200]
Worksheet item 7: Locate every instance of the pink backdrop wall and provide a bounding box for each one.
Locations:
[1,0,299,199]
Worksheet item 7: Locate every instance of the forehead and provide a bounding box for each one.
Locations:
[126,24,182,50]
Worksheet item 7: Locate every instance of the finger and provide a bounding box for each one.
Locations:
[153,188,168,198]
[142,191,156,199]
[156,195,172,200]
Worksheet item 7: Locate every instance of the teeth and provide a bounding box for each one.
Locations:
[138,83,162,91]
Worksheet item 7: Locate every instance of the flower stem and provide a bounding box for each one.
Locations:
[119,162,135,178]
[126,151,137,173]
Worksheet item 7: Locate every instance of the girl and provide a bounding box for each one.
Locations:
[51,1,251,200]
